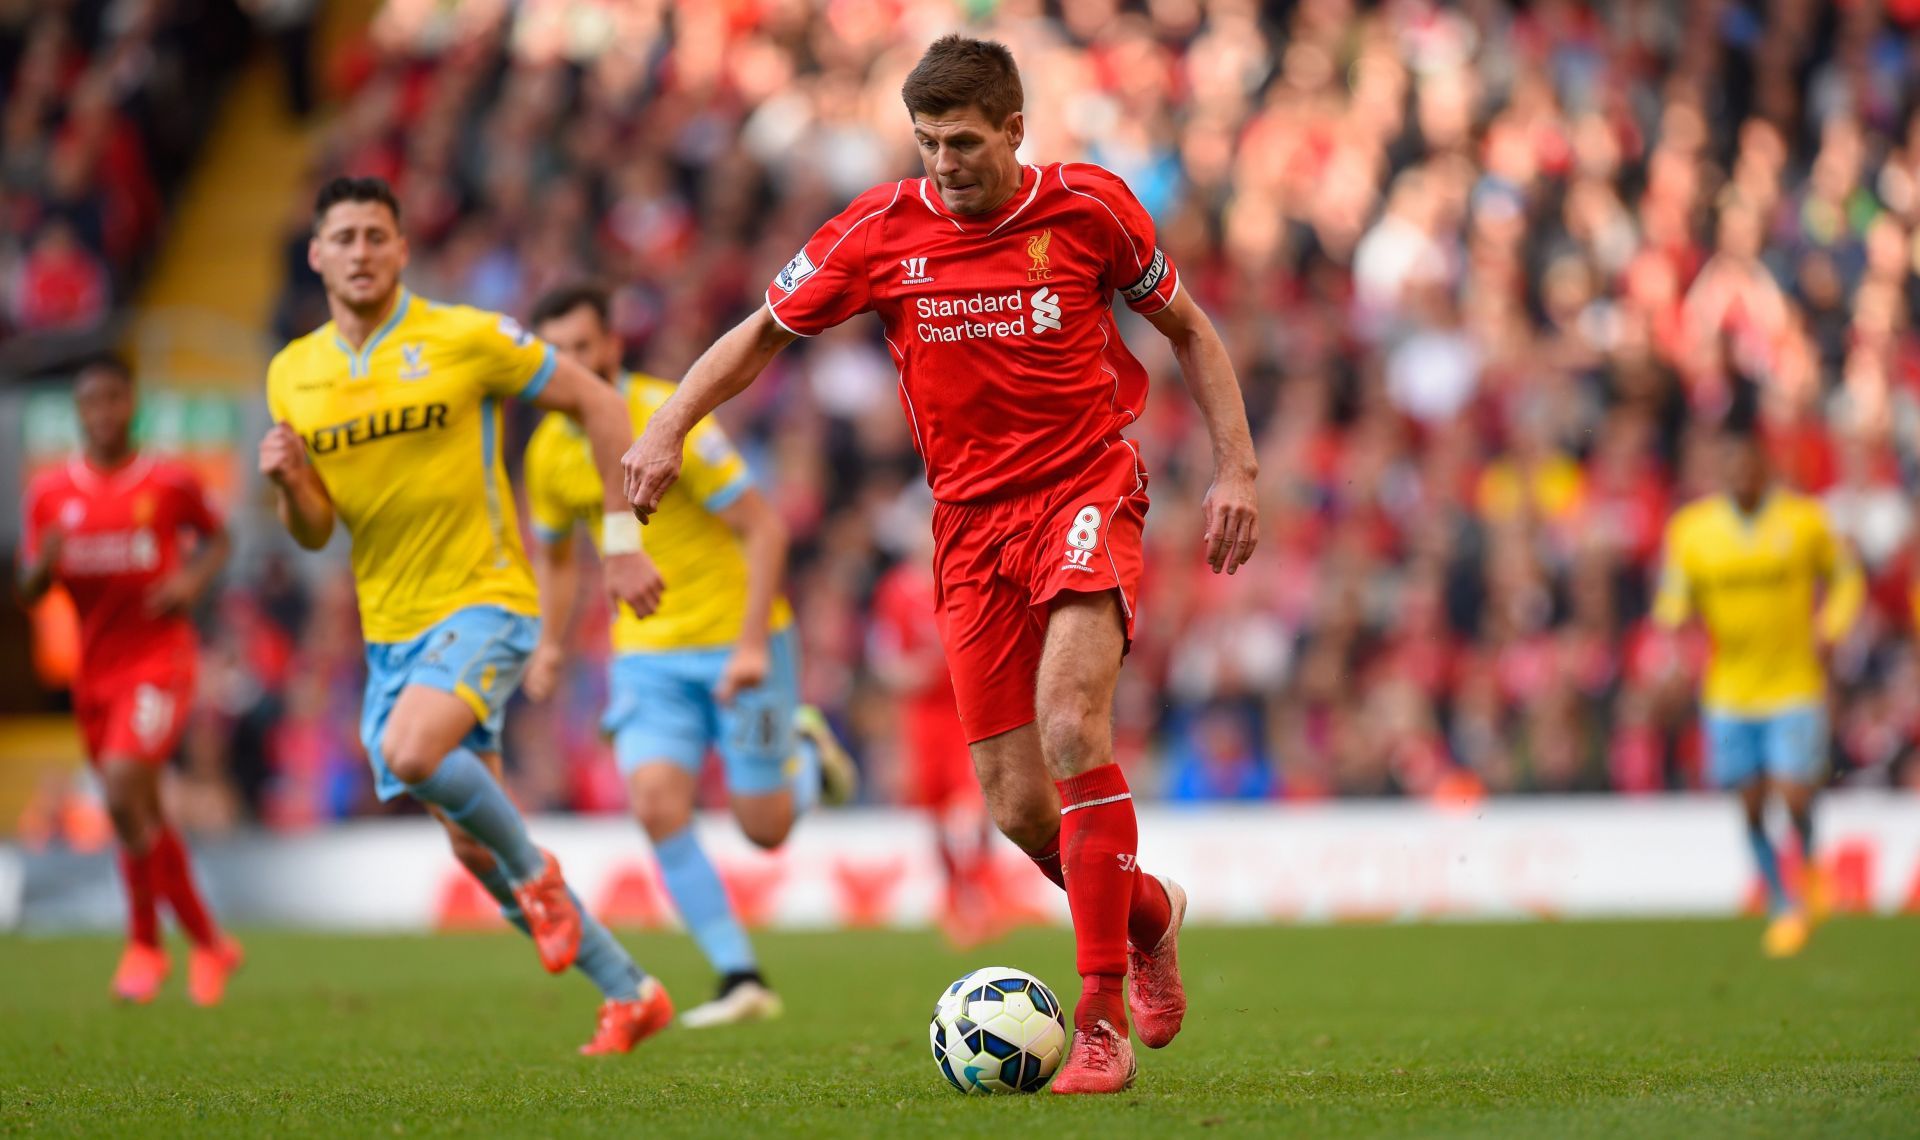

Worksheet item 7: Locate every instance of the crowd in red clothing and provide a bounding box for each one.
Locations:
[1,0,250,344]
[219,0,1920,821]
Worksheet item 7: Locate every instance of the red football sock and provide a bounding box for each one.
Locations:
[1027,832,1067,889]
[117,841,159,948]
[1030,829,1171,948]
[152,828,219,947]
[1056,763,1136,1030]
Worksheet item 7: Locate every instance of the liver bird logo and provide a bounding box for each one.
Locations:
[1026,229,1053,280]
[1026,229,1051,268]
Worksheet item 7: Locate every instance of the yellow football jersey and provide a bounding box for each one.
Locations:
[266,289,552,643]
[1653,491,1863,715]
[524,373,792,652]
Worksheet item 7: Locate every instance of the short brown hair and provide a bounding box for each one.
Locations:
[313,175,400,233]
[901,35,1023,127]
[530,281,611,331]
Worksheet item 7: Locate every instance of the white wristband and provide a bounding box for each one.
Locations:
[601,512,642,555]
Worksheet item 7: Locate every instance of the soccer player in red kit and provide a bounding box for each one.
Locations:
[870,533,998,947]
[17,356,241,1005]
[625,36,1259,1092]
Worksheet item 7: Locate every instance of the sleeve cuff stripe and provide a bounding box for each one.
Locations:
[705,476,751,511]
[520,345,558,400]
[764,297,813,338]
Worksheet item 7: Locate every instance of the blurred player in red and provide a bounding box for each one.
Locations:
[17,356,240,1005]
[625,36,1259,1092]
[869,531,999,947]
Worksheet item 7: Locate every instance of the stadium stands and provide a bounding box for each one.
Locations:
[20,0,1920,824]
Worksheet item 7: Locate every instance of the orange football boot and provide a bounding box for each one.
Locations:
[512,850,583,974]
[1050,1019,1138,1095]
[579,978,675,1056]
[1127,876,1188,1049]
[111,943,169,1004]
[187,939,244,1007]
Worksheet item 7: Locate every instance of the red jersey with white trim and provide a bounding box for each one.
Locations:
[21,455,218,678]
[766,162,1180,503]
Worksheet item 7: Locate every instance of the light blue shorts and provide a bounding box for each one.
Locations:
[1702,705,1828,790]
[604,627,800,795]
[360,605,540,801]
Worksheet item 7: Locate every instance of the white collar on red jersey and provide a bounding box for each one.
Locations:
[69,453,153,493]
[916,164,1043,237]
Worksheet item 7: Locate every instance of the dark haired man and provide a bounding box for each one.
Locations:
[523,282,855,1029]
[20,355,238,1005]
[624,35,1261,1093]
[1653,417,1862,958]
[259,176,671,1054]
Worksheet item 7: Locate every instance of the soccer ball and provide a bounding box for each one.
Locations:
[928,966,1068,1094]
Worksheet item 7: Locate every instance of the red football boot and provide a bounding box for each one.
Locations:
[1127,875,1188,1048]
[188,939,245,1007]
[579,978,675,1056]
[111,943,169,1004]
[1050,1019,1137,1095]
[512,850,582,974]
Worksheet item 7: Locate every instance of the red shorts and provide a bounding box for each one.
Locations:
[931,441,1148,743]
[75,656,196,766]
[903,697,977,810]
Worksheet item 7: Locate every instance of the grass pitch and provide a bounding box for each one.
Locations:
[2,919,1917,1137]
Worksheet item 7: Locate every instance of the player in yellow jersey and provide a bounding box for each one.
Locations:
[521,283,855,1028]
[1653,417,1863,958]
[257,178,672,1054]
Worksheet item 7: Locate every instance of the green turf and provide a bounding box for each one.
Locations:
[2,919,1917,1137]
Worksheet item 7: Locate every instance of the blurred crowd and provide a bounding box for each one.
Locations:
[66,0,1920,826]
[0,0,250,349]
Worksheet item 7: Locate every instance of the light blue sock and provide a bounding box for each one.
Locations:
[654,825,757,976]
[476,865,644,1000]
[1747,823,1788,915]
[405,748,543,881]
[571,889,646,1001]
[474,865,531,936]
[790,736,821,817]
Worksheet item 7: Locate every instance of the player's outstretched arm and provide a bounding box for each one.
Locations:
[530,355,664,619]
[1145,289,1260,574]
[624,306,797,523]
[259,423,335,550]
[713,486,790,703]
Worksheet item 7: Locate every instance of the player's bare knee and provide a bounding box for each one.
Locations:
[1034,697,1106,780]
[630,767,695,841]
[101,764,159,848]
[989,804,1056,854]
[738,813,792,851]
[381,736,442,787]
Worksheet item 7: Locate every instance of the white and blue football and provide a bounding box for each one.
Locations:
[928,966,1068,1094]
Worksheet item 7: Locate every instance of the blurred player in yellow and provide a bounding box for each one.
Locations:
[521,283,855,1028]
[1653,414,1862,958]
[258,177,672,1054]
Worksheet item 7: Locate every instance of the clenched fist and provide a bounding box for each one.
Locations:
[259,422,309,483]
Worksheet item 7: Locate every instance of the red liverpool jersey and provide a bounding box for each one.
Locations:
[21,455,219,680]
[766,162,1180,503]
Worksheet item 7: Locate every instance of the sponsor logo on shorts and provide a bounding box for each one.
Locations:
[1061,505,1101,572]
